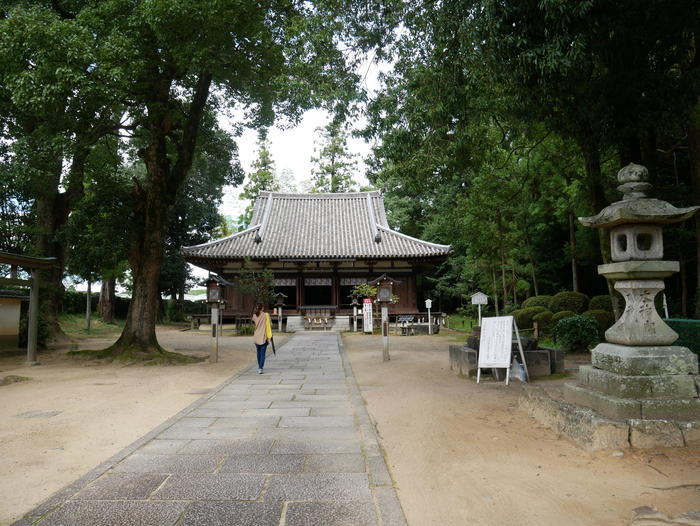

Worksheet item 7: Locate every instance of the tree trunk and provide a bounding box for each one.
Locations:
[110,71,213,356]
[569,213,580,292]
[491,265,500,317]
[99,277,116,323]
[687,99,700,318]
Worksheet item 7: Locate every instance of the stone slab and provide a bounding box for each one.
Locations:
[578,365,699,399]
[111,453,222,473]
[285,502,379,526]
[367,455,392,485]
[524,350,551,378]
[207,417,281,428]
[680,421,700,446]
[279,416,354,428]
[258,427,359,441]
[264,473,371,501]
[563,383,642,419]
[73,473,168,500]
[178,438,274,455]
[640,398,700,420]
[137,440,189,454]
[38,500,187,526]
[629,419,685,448]
[219,454,305,473]
[520,386,630,451]
[271,440,361,455]
[591,343,698,376]
[153,473,266,500]
[158,426,254,440]
[375,485,409,526]
[304,454,366,473]
[181,501,282,526]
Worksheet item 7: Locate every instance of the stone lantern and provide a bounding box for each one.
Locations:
[273,292,287,332]
[558,163,700,448]
[369,274,400,362]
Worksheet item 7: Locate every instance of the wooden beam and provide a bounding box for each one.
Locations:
[0,277,31,286]
[0,251,57,270]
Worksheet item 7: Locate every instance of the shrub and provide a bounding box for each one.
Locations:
[582,309,615,337]
[550,291,589,314]
[588,295,613,312]
[522,295,553,310]
[512,306,547,329]
[532,310,553,330]
[553,315,600,352]
[551,310,576,325]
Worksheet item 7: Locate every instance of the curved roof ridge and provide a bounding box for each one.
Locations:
[182,224,260,252]
[377,225,452,251]
[258,190,381,199]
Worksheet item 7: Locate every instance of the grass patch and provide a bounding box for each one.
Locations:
[59,314,124,340]
[446,314,477,332]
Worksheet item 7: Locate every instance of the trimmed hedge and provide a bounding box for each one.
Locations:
[551,310,576,325]
[588,295,613,312]
[522,295,553,310]
[664,319,700,357]
[582,309,615,337]
[532,310,553,330]
[550,291,589,314]
[553,315,600,352]
[512,306,547,329]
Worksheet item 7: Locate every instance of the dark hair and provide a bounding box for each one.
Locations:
[254,303,264,316]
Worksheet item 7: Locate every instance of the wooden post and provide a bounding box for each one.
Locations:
[85,280,92,332]
[382,305,390,361]
[210,304,219,363]
[26,269,40,365]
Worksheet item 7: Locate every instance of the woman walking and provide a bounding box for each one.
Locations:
[252,303,272,374]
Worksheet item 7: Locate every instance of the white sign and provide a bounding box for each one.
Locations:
[471,292,488,305]
[478,316,513,368]
[362,298,373,333]
[477,316,529,385]
[425,298,432,309]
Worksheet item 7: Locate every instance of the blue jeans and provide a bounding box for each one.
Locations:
[256,342,268,369]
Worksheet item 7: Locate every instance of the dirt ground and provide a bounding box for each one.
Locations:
[342,331,700,526]
[0,326,289,526]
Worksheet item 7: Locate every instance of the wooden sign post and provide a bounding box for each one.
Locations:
[476,316,528,385]
[470,291,488,326]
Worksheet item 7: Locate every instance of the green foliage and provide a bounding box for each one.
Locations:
[522,295,553,310]
[239,133,281,227]
[588,295,613,312]
[550,291,589,315]
[553,315,600,353]
[61,290,99,316]
[582,309,615,338]
[532,310,554,330]
[551,310,577,325]
[233,269,275,305]
[512,306,547,329]
[351,283,377,299]
[309,121,357,193]
[664,319,700,357]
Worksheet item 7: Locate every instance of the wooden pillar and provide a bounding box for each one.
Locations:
[26,269,40,365]
[297,273,303,311]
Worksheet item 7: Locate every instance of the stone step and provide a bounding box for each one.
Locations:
[591,343,698,376]
[578,365,698,399]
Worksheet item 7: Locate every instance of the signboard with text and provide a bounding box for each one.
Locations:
[476,316,528,385]
[363,298,373,333]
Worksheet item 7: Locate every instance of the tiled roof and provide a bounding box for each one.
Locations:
[182,191,451,261]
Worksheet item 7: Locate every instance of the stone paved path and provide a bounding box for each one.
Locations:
[13,333,407,526]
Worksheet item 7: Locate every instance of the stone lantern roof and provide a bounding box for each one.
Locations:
[579,163,699,228]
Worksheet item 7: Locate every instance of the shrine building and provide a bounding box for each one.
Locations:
[182,191,451,330]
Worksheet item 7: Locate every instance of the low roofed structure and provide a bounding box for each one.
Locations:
[183,191,451,329]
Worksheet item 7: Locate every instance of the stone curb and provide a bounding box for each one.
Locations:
[336,333,409,526]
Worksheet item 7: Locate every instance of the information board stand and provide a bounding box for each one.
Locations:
[476,316,529,385]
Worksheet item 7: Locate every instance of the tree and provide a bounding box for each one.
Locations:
[309,120,358,192]
[238,132,280,227]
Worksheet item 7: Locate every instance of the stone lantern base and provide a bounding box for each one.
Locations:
[519,343,700,450]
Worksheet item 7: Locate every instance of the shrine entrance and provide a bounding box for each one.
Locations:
[304,277,332,306]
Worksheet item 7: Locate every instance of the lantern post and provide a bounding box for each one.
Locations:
[206,278,223,363]
[349,292,360,332]
[274,292,287,332]
[425,298,432,335]
[370,274,400,362]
